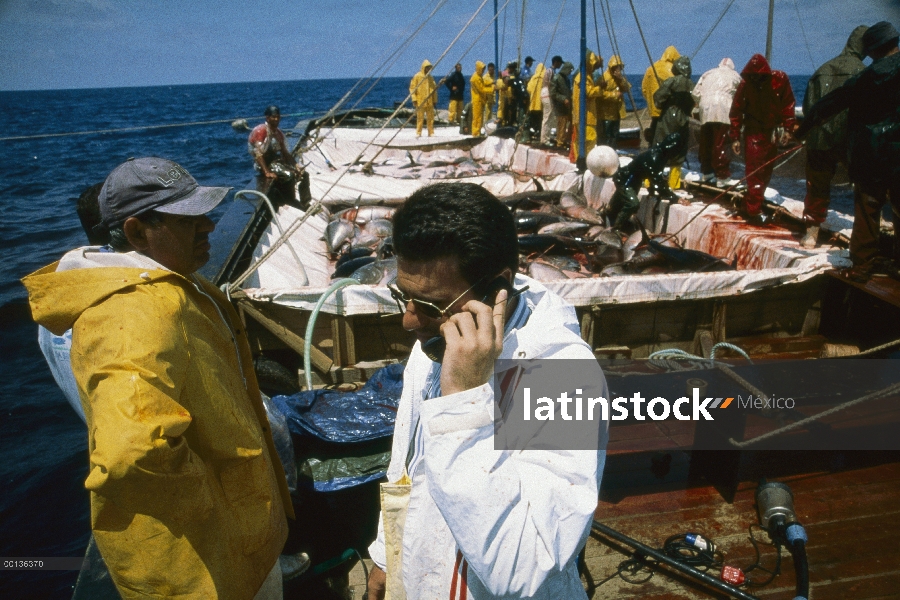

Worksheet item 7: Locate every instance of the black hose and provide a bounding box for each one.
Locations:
[790,539,810,599]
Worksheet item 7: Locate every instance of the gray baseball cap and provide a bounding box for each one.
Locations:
[99,157,231,227]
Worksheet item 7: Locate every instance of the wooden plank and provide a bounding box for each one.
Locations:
[237,299,333,373]
[828,269,900,310]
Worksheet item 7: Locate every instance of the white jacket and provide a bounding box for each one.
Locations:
[692,58,742,125]
[369,275,609,599]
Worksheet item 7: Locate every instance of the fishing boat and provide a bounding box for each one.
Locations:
[76,1,900,598]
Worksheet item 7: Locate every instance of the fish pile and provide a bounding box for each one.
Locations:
[351,151,499,180]
[503,190,733,281]
[323,205,397,284]
[320,190,732,286]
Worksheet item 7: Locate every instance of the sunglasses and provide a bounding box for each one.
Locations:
[387,276,487,320]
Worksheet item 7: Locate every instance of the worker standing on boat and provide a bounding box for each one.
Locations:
[551,61,575,148]
[798,25,869,249]
[540,55,564,146]
[410,59,439,137]
[366,182,608,600]
[248,105,298,179]
[597,55,631,149]
[571,50,605,162]
[521,56,535,82]
[470,60,494,136]
[796,21,900,274]
[484,62,498,123]
[653,56,695,190]
[729,54,797,224]
[445,63,466,126]
[642,46,681,144]
[692,58,742,188]
[526,62,546,142]
[23,157,294,600]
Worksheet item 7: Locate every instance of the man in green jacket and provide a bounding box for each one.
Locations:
[800,25,868,248]
[23,157,294,600]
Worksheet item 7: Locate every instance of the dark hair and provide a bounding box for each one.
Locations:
[393,183,518,292]
[75,182,110,245]
[107,210,164,252]
[525,56,534,64]
[264,105,280,117]
[487,62,495,69]
[552,55,563,65]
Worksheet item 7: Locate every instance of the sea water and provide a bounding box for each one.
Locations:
[0,75,832,599]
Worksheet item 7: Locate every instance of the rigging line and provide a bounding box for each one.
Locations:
[323,0,440,116]
[518,0,527,66]
[541,0,567,67]
[690,0,738,60]
[626,0,661,85]
[309,0,449,142]
[603,0,644,132]
[0,113,316,142]
[791,0,817,73]
[228,0,502,293]
[591,0,602,57]
[500,0,508,67]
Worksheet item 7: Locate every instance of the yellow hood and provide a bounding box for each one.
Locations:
[587,51,603,73]
[475,60,485,75]
[420,59,432,73]
[608,55,624,70]
[23,248,185,335]
[661,46,680,62]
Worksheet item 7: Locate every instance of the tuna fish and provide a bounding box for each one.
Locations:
[325,220,359,256]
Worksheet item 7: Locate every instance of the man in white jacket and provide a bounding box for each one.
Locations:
[367,182,609,599]
[692,58,742,187]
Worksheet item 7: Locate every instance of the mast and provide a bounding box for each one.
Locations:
[494,0,500,74]
[577,0,587,171]
[765,0,774,63]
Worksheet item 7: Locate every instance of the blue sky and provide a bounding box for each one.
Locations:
[1,0,897,90]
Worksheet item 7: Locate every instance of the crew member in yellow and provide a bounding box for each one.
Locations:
[526,62,546,141]
[483,62,497,123]
[571,51,605,161]
[597,55,631,148]
[642,46,681,143]
[410,59,438,137]
[470,60,494,136]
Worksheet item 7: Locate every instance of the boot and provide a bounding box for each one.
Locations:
[800,225,819,249]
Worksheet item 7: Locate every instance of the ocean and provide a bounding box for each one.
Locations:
[0,74,828,599]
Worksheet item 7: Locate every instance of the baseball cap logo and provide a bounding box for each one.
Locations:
[157,165,189,187]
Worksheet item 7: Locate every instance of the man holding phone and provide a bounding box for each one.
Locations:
[367,183,608,599]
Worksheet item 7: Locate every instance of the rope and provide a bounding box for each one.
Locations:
[626,0,661,86]
[690,0,738,60]
[602,0,644,133]
[227,0,501,293]
[0,112,314,142]
[666,144,805,240]
[848,336,900,358]
[541,0,567,67]
[728,380,900,448]
[791,0,818,73]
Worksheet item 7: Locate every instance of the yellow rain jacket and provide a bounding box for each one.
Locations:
[642,46,680,118]
[572,51,604,158]
[409,59,438,107]
[22,249,293,600]
[470,61,493,134]
[598,55,630,121]
[527,63,546,112]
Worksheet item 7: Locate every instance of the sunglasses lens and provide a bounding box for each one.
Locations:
[413,301,443,320]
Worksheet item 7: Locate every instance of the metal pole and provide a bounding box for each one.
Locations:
[591,521,762,600]
[494,0,500,74]
[577,0,587,171]
[765,0,774,63]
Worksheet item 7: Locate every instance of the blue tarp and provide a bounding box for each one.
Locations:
[272,362,404,443]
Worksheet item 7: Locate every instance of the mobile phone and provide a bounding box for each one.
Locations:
[421,278,528,363]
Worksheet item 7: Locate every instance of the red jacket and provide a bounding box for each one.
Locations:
[729,54,796,140]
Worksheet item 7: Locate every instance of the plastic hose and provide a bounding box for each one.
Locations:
[785,524,810,600]
[303,278,358,390]
[235,189,309,287]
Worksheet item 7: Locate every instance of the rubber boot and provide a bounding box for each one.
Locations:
[668,167,682,190]
[800,225,819,249]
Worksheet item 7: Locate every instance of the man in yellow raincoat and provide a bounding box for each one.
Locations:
[483,62,498,124]
[410,59,438,137]
[642,46,681,143]
[470,60,494,136]
[598,55,631,148]
[526,62,546,142]
[23,157,294,600]
[572,51,605,161]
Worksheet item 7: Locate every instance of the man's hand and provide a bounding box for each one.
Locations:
[367,565,386,600]
[264,169,276,179]
[440,289,507,396]
[732,140,741,156]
